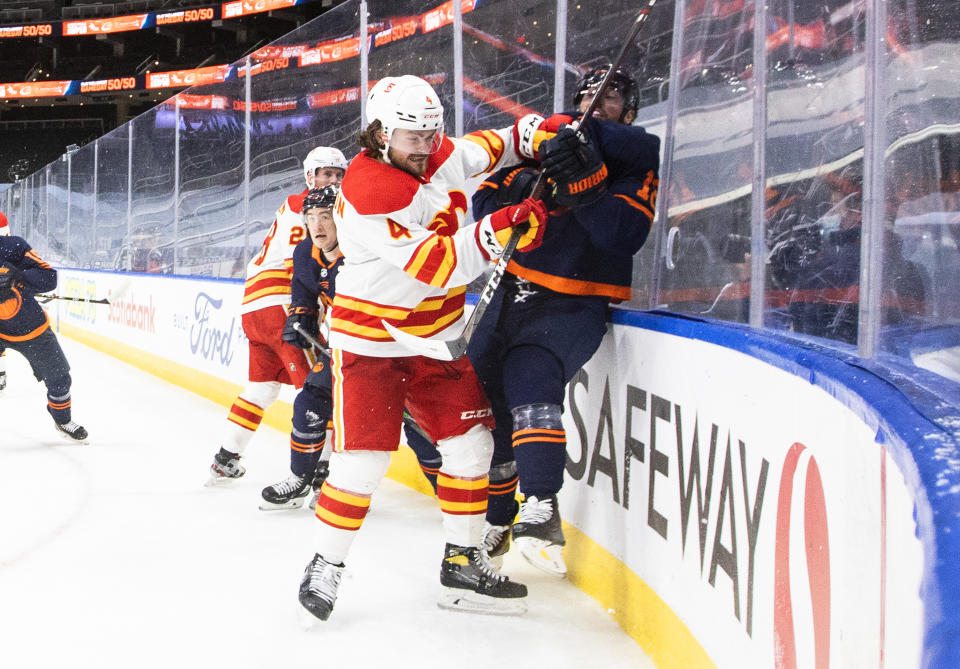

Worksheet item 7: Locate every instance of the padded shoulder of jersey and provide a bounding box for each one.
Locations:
[287,189,309,215]
[341,151,420,216]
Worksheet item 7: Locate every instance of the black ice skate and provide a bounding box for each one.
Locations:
[298,553,344,622]
[205,448,245,486]
[259,472,311,511]
[480,522,511,568]
[512,494,567,577]
[438,543,527,616]
[53,419,88,442]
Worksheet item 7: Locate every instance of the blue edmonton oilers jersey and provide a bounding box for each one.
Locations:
[0,235,58,341]
[473,117,660,302]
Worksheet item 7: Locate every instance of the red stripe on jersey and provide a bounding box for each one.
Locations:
[421,136,456,182]
[330,289,465,342]
[436,484,488,505]
[403,235,458,287]
[316,491,370,520]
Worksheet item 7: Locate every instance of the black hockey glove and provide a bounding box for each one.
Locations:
[282,306,319,349]
[0,264,19,301]
[540,127,608,208]
[496,166,539,207]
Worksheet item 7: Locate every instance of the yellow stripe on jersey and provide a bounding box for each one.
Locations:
[439,500,488,514]
[404,235,457,287]
[321,485,372,509]
[242,286,292,303]
[246,269,291,283]
[315,506,365,530]
[462,130,505,175]
[328,318,394,340]
[332,295,410,321]
[235,398,263,415]
[436,474,488,491]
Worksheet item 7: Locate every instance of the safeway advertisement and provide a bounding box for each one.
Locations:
[561,327,924,668]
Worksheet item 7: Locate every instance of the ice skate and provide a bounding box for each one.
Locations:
[205,448,245,486]
[512,495,567,577]
[438,543,527,616]
[306,460,330,509]
[53,419,89,443]
[259,472,311,510]
[298,553,344,623]
[480,522,511,568]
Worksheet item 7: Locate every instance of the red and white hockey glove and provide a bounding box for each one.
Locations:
[477,197,548,260]
[513,113,574,161]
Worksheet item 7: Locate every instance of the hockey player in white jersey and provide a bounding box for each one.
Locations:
[297,74,568,621]
[207,147,348,485]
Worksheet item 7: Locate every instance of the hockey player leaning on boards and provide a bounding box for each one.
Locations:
[207,147,347,486]
[297,74,568,622]
[468,65,660,576]
[0,229,89,441]
[260,185,448,511]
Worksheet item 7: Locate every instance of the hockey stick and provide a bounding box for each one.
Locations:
[293,322,432,442]
[383,0,659,361]
[292,321,332,360]
[37,294,110,305]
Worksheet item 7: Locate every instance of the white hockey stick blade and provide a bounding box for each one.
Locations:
[381,319,466,361]
[438,588,528,616]
[514,537,568,577]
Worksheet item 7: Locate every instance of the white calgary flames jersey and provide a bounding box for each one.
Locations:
[241,189,308,314]
[329,129,522,357]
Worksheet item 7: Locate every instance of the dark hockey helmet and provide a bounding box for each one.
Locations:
[573,65,640,116]
[302,185,339,215]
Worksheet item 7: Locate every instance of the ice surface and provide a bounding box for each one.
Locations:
[0,337,654,669]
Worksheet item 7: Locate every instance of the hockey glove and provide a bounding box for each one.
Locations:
[540,127,608,207]
[513,113,574,161]
[0,264,19,301]
[477,197,548,259]
[496,166,540,207]
[282,306,319,349]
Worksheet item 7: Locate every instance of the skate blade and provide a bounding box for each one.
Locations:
[57,431,89,445]
[438,588,527,616]
[297,603,327,630]
[258,498,308,511]
[204,474,239,488]
[515,537,567,577]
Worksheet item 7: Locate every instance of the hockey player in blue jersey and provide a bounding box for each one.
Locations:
[259,185,442,510]
[468,65,660,574]
[258,185,343,509]
[0,231,88,441]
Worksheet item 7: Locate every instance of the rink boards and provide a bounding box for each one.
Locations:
[52,269,942,668]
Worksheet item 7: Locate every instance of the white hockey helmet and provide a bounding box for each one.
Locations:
[302,146,348,188]
[365,75,444,154]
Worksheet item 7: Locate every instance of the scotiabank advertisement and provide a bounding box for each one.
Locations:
[562,326,925,667]
[52,270,248,385]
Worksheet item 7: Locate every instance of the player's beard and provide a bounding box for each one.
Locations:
[388,147,429,178]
